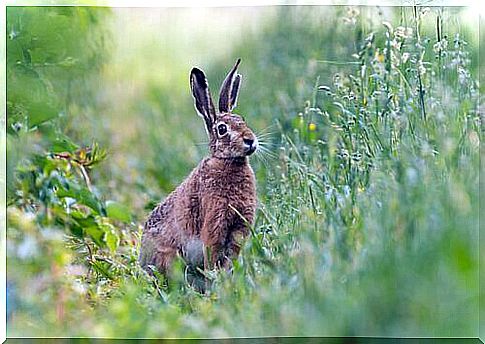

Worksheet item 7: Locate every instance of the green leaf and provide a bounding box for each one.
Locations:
[27,101,59,127]
[103,225,119,253]
[51,135,79,153]
[106,200,131,223]
[78,188,105,215]
[71,212,97,229]
[56,185,104,215]
[85,225,104,248]
[70,222,84,239]
[91,260,114,279]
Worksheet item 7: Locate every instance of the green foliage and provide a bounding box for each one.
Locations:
[7,7,109,130]
[7,5,480,338]
[6,6,111,198]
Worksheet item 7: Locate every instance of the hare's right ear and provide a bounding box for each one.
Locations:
[219,58,242,113]
[190,67,216,134]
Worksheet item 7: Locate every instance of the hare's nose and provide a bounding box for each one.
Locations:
[243,138,254,147]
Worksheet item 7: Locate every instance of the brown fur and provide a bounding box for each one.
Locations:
[139,60,257,273]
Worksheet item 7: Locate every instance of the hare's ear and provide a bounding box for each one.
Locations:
[190,67,216,134]
[219,58,242,113]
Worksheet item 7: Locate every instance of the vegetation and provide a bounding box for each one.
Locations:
[6,5,480,338]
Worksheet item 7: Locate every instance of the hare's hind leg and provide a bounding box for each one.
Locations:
[203,244,210,271]
[202,244,211,292]
[151,246,178,274]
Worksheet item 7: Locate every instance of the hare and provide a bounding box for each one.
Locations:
[139,59,258,275]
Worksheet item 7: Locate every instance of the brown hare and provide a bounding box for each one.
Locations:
[139,59,258,276]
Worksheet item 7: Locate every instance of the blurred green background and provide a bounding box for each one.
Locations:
[6,5,481,338]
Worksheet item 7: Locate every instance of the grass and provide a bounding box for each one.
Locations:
[6,5,480,338]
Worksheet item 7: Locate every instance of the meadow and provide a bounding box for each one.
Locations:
[6,5,481,338]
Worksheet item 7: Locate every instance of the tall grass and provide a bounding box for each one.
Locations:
[6,5,480,338]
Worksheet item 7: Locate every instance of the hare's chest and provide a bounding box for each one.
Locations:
[224,170,257,220]
[199,164,256,214]
[204,173,254,200]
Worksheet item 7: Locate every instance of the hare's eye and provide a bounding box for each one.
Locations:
[217,123,228,136]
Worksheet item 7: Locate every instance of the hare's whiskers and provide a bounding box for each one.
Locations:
[254,150,270,169]
[194,141,209,147]
[257,141,278,155]
[255,144,277,164]
[256,131,275,139]
[257,123,277,134]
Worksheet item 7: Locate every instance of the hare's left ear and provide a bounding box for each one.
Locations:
[190,67,217,134]
[218,58,242,113]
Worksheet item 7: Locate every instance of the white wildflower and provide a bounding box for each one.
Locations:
[395,26,413,39]
[402,52,410,63]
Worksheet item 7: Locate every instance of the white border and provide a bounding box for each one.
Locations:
[0,1,482,343]
[1,0,484,8]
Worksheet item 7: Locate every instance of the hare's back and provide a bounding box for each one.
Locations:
[144,199,170,234]
[142,175,199,240]
[139,196,178,268]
